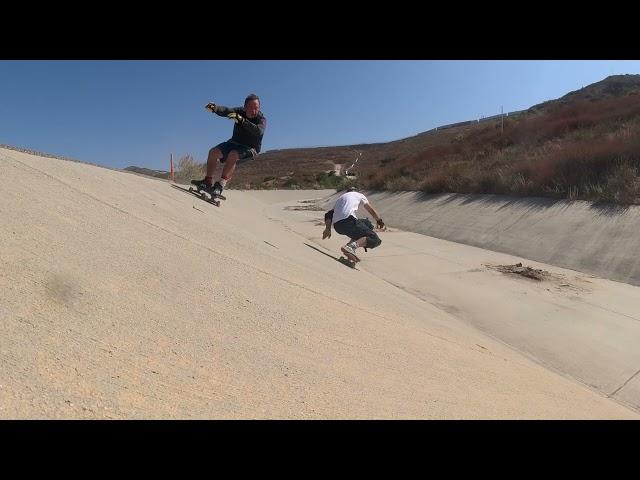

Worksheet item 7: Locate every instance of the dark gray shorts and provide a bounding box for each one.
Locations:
[214,141,257,164]
[333,216,382,249]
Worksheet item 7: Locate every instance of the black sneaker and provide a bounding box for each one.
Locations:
[191,178,212,191]
[211,181,224,197]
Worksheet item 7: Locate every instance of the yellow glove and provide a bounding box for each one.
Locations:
[227,112,245,124]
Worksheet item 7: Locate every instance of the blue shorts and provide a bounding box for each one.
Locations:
[215,141,257,164]
[333,216,382,249]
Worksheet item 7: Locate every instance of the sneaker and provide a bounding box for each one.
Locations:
[341,242,360,262]
[211,181,224,197]
[191,177,212,191]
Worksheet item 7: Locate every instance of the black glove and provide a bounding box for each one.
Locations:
[376,218,385,229]
[205,102,217,112]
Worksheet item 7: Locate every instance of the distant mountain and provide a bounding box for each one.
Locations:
[528,74,640,112]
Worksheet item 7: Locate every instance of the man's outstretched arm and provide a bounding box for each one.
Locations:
[205,102,241,117]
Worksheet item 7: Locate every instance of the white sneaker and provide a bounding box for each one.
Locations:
[341,243,360,262]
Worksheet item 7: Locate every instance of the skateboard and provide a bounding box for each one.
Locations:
[170,184,226,207]
[187,186,226,207]
[338,256,358,269]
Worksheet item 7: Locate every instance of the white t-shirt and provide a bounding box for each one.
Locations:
[332,191,369,224]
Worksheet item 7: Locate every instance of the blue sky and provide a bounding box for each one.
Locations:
[1,60,639,170]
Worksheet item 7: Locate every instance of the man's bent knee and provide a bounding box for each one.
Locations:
[225,150,240,165]
[366,233,382,249]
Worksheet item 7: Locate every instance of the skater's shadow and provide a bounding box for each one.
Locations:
[304,243,339,261]
[304,243,356,269]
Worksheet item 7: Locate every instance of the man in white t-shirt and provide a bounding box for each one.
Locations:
[322,189,385,263]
